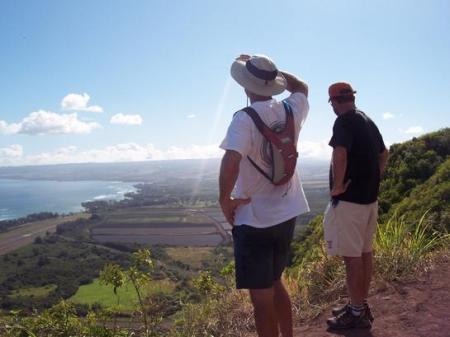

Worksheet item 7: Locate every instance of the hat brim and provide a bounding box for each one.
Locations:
[230,60,286,97]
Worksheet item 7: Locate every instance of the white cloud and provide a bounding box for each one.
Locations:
[0,143,222,166]
[1,111,101,135]
[110,113,143,125]
[0,120,21,135]
[0,144,23,158]
[298,140,332,160]
[17,110,101,135]
[404,126,424,134]
[187,114,196,119]
[0,144,23,165]
[0,139,335,166]
[382,112,394,120]
[61,93,103,113]
[164,144,222,160]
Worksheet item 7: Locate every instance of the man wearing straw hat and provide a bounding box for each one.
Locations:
[324,82,389,330]
[219,54,309,337]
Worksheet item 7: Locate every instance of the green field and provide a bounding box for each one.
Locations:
[69,278,175,311]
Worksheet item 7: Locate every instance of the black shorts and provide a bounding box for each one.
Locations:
[232,217,296,289]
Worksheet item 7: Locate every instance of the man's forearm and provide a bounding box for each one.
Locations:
[332,147,347,188]
[219,151,241,201]
[280,70,308,96]
[379,149,389,175]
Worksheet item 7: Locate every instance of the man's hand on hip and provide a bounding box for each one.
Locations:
[330,180,351,197]
[220,197,251,226]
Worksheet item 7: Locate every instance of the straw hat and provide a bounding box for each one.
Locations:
[230,55,286,97]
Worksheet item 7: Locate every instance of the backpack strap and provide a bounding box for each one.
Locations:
[243,103,295,149]
[242,107,272,181]
[243,103,296,182]
[282,100,296,139]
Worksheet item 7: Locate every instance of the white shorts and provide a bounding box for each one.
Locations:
[323,200,378,257]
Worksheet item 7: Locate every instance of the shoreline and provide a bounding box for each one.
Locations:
[0,179,140,222]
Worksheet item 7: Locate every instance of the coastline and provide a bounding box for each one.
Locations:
[0,179,139,221]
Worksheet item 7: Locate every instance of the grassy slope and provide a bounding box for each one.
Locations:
[392,157,450,231]
[70,278,138,311]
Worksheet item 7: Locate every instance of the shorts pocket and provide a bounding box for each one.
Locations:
[323,203,337,255]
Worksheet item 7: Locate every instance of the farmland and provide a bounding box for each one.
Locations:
[91,207,229,246]
[0,213,90,256]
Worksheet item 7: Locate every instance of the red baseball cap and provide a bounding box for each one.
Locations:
[328,82,357,102]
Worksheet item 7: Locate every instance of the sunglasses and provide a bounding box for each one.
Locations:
[328,95,354,104]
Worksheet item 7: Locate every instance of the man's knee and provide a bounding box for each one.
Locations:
[249,287,274,308]
[343,256,363,264]
[343,256,364,272]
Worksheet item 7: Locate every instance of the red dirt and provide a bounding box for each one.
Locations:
[294,255,450,337]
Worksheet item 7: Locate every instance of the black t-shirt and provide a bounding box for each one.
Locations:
[329,109,386,204]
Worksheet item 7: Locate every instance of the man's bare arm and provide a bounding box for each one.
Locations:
[379,148,389,176]
[219,150,241,202]
[219,150,250,225]
[280,71,308,97]
[331,146,350,197]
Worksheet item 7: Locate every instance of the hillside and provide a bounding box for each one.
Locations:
[379,128,450,222]
[392,157,450,231]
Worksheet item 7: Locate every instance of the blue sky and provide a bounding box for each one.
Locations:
[0,0,449,165]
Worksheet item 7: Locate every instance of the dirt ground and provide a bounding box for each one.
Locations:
[294,254,450,337]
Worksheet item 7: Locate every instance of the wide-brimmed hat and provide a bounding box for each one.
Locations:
[230,55,286,97]
[328,82,357,102]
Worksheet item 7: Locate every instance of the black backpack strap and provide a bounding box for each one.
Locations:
[242,107,267,134]
[242,107,273,182]
[247,156,272,181]
[282,100,293,117]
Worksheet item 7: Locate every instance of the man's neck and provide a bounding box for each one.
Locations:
[250,95,272,104]
[339,105,356,115]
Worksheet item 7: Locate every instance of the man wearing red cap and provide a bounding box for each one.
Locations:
[324,82,389,330]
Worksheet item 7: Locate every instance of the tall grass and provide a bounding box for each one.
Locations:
[286,243,345,320]
[375,211,450,280]
[286,210,449,321]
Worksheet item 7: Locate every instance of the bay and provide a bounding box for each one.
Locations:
[0,179,137,220]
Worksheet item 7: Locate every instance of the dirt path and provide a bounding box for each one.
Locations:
[294,255,450,337]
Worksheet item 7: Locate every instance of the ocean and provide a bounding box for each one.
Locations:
[0,179,137,220]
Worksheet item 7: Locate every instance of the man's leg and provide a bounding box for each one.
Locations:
[343,256,365,306]
[273,279,293,337]
[361,251,373,300]
[249,287,278,337]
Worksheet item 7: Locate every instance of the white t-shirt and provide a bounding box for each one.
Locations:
[220,92,310,228]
